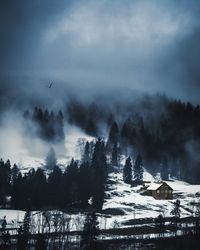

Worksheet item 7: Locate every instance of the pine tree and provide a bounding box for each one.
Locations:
[45,147,57,170]
[171,199,181,218]
[22,211,31,247]
[91,138,108,210]
[79,162,91,208]
[107,122,119,152]
[11,172,23,209]
[82,141,90,163]
[11,164,19,184]
[0,159,5,205]
[4,160,12,195]
[160,157,169,180]
[81,212,99,249]
[56,110,65,141]
[35,235,46,250]
[123,157,132,184]
[86,119,97,137]
[111,143,120,168]
[32,168,46,208]
[170,199,181,232]
[65,158,79,205]
[48,166,62,206]
[23,211,31,235]
[134,154,144,184]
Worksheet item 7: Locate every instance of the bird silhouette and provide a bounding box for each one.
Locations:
[49,81,53,88]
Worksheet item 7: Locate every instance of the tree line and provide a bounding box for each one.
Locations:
[24,107,65,142]
[0,138,108,212]
[22,96,200,183]
[66,96,200,184]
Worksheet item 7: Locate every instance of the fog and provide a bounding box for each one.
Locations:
[1,0,200,106]
[1,0,200,169]
[0,110,94,167]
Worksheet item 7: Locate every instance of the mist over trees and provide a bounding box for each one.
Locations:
[8,93,200,184]
[65,96,200,184]
[23,107,65,142]
[45,147,57,170]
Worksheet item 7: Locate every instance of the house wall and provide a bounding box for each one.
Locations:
[152,184,173,200]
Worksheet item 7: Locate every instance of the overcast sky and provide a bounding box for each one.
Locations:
[1,0,200,106]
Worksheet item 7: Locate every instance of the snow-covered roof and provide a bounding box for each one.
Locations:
[147,182,173,191]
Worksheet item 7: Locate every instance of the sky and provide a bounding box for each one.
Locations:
[0,0,200,107]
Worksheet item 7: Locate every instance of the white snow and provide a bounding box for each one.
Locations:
[102,170,200,228]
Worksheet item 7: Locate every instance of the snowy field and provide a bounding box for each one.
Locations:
[102,171,200,228]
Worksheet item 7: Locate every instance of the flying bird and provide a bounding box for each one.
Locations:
[49,81,53,88]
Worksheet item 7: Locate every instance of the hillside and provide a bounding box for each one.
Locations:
[102,170,200,228]
[1,169,200,232]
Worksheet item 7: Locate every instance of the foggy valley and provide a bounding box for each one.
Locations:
[0,0,200,249]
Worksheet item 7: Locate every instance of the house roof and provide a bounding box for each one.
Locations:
[147,182,173,191]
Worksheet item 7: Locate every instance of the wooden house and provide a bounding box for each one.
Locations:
[141,182,173,200]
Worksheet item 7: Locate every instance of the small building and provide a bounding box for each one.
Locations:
[140,182,173,200]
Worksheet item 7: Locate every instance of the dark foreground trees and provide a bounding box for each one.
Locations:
[81,212,99,250]
[1,138,108,211]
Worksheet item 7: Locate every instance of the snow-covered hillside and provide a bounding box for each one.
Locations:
[102,170,200,228]
[0,169,200,232]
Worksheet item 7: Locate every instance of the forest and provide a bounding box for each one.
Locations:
[22,95,200,183]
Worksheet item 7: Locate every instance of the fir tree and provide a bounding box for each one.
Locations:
[22,211,31,247]
[171,199,181,218]
[160,157,169,180]
[45,147,57,170]
[111,143,120,168]
[134,154,144,184]
[81,212,99,249]
[47,166,62,206]
[79,162,91,207]
[123,157,132,184]
[86,119,97,137]
[11,164,19,184]
[91,138,108,210]
[35,235,46,250]
[107,122,119,152]
[23,211,31,235]
[170,199,181,232]
[82,141,90,163]
[56,110,65,141]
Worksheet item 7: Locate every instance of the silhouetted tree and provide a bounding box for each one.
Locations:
[123,157,132,184]
[11,164,19,184]
[78,162,92,208]
[111,143,120,168]
[86,119,97,137]
[46,147,57,170]
[22,211,31,247]
[32,168,47,208]
[134,154,143,184]
[81,212,99,250]
[91,138,108,210]
[82,141,91,164]
[47,166,62,206]
[35,234,46,250]
[107,122,119,152]
[171,199,181,232]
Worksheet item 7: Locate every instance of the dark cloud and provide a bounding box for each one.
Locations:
[0,0,200,106]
